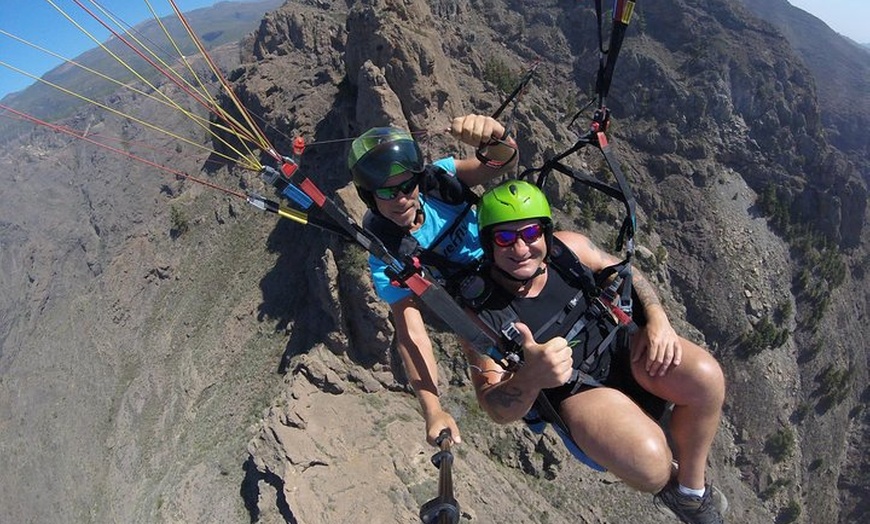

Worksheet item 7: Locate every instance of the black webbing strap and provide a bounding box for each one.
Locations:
[595,0,637,103]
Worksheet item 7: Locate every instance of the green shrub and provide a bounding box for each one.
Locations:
[777,499,801,524]
[170,206,189,239]
[760,477,792,500]
[774,299,793,323]
[483,57,518,94]
[757,183,847,328]
[740,315,789,357]
[764,428,795,463]
[757,184,790,233]
[816,365,852,408]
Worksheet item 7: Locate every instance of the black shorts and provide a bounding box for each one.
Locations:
[542,340,669,421]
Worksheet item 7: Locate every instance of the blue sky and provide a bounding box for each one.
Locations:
[788,0,870,43]
[1,1,868,101]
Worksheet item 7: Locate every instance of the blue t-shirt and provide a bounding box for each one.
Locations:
[369,157,483,304]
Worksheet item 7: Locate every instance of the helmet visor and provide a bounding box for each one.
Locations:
[353,140,424,189]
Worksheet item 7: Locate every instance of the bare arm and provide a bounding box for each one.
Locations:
[555,231,664,311]
[391,297,461,445]
[630,267,682,375]
[462,323,573,424]
[448,114,518,187]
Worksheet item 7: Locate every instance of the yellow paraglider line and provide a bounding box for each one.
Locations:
[0,102,251,199]
[143,0,270,152]
[0,0,361,246]
[52,0,265,164]
[33,1,264,163]
[82,0,267,159]
[0,28,231,138]
[0,0,347,202]
[0,57,262,172]
[166,0,279,160]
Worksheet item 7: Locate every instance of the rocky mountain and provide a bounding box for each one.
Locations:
[0,1,867,523]
[737,0,870,174]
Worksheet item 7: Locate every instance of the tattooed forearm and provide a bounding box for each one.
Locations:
[632,268,662,309]
[484,384,525,409]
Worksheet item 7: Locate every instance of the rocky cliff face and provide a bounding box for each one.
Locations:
[0,1,867,523]
[738,0,870,168]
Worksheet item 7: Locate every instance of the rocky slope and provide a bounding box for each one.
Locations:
[0,0,867,523]
[738,0,870,169]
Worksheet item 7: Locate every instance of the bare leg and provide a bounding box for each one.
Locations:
[560,387,673,492]
[633,336,725,490]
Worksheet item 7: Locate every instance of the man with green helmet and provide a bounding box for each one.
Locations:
[463,180,726,524]
[348,114,517,447]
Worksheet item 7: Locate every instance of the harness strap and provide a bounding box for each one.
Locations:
[594,0,636,103]
[532,289,585,340]
[561,289,628,391]
[466,238,636,466]
[567,320,634,397]
[568,369,603,392]
[596,129,636,252]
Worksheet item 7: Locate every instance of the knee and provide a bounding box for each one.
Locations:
[706,363,726,406]
[692,355,726,408]
[626,435,673,493]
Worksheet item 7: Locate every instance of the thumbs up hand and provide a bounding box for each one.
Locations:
[513,322,574,389]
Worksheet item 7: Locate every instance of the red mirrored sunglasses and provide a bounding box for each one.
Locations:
[492,223,544,247]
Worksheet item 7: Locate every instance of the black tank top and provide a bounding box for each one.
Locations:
[483,267,613,381]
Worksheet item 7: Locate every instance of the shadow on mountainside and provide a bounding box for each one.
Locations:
[259,216,336,374]
[241,457,298,523]
[255,94,372,375]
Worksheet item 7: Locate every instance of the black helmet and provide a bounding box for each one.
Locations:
[348,127,425,209]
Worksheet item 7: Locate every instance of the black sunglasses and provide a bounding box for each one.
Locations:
[374,176,420,200]
[492,223,545,247]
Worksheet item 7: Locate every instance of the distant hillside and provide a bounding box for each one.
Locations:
[0,0,282,135]
[738,0,870,169]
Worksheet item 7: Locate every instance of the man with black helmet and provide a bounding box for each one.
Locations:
[348,114,517,446]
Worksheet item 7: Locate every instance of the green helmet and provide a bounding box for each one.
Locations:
[478,180,553,260]
[348,127,424,209]
[478,180,552,229]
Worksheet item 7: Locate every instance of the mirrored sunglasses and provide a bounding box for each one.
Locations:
[374,176,420,200]
[492,223,544,247]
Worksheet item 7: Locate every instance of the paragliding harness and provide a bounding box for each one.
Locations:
[460,236,636,384]
[459,235,638,470]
